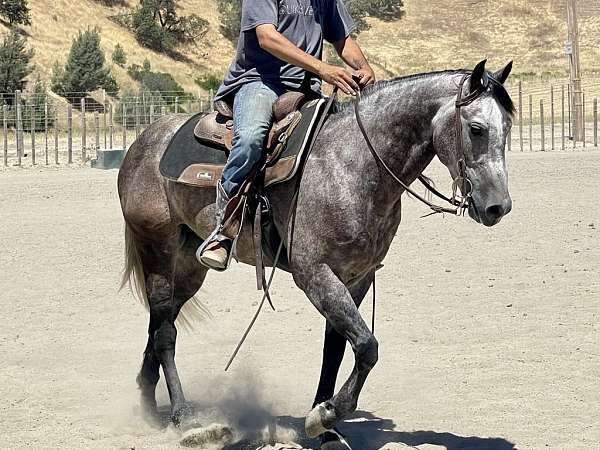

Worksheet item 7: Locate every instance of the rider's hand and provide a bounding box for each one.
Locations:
[318,63,360,96]
[354,65,376,88]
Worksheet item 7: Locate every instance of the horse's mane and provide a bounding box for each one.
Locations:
[333,69,515,116]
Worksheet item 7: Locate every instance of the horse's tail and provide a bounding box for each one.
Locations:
[120,223,210,331]
[120,222,149,310]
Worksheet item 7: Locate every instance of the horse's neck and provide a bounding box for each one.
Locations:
[356,75,457,188]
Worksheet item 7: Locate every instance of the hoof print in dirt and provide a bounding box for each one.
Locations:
[179,423,234,448]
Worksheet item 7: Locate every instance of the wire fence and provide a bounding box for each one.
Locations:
[1,90,214,166]
[0,83,599,168]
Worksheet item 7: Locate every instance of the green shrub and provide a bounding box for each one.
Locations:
[132,3,173,51]
[216,0,241,43]
[0,0,31,26]
[127,59,185,98]
[195,73,222,93]
[112,43,127,67]
[22,78,55,131]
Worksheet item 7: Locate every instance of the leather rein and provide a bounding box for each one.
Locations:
[353,73,482,216]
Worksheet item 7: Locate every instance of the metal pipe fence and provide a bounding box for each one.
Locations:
[1,83,599,168]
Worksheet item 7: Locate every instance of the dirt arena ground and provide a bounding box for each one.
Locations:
[0,150,598,450]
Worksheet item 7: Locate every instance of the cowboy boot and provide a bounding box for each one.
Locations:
[196,182,233,270]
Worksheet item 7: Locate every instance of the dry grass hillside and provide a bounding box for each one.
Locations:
[360,0,600,78]
[1,0,600,96]
[0,0,234,94]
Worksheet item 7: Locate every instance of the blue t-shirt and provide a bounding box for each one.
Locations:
[214,0,356,102]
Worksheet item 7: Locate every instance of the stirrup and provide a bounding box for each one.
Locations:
[198,240,231,271]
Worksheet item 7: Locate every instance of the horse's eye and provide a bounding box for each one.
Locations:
[470,124,484,136]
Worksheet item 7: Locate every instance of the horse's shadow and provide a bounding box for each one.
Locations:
[225,410,516,450]
[151,405,516,449]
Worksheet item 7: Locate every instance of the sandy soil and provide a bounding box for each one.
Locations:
[0,151,598,450]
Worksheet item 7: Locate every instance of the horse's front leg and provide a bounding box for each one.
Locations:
[293,264,378,437]
[312,273,375,407]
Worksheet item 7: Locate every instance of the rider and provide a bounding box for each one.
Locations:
[197,0,375,270]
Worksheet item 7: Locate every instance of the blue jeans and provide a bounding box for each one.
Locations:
[221,81,285,197]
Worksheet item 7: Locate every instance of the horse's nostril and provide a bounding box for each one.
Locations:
[485,204,503,220]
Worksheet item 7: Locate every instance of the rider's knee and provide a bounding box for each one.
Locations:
[355,334,379,371]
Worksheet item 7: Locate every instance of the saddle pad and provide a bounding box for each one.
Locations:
[159,98,326,188]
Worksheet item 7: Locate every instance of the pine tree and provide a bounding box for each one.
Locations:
[0,29,34,100]
[52,29,119,99]
[0,0,31,26]
[111,43,127,67]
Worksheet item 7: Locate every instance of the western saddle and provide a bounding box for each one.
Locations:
[193,91,307,161]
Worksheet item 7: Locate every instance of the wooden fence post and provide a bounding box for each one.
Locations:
[135,101,140,139]
[54,112,59,165]
[175,97,179,114]
[94,111,100,152]
[561,85,565,151]
[518,81,523,152]
[44,103,49,165]
[150,104,155,123]
[67,104,73,164]
[122,103,127,151]
[161,106,166,116]
[187,99,192,113]
[30,104,36,165]
[102,89,107,149]
[594,98,598,147]
[109,103,113,149]
[2,104,7,166]
[16,90,22,165]
[568,83,572,138]
[582,92,586,147]
[540,99,545,152]
[528,94,533,152]
[81,98,86,161]
[550,85,555,151]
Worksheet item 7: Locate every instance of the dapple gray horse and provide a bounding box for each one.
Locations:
[118,59,514,444]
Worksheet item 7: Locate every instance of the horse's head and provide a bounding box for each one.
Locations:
[433,60,514,226]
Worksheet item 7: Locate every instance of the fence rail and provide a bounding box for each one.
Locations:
[1,84,599,168]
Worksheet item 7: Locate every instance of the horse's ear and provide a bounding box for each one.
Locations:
[470,59,487,93]
[493,61,513,85]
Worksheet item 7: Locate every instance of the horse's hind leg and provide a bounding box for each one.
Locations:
[136,229,208,426]
[137,320,161,420]
[293,265,378,437]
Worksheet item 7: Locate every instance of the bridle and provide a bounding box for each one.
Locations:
[353,73,486,216]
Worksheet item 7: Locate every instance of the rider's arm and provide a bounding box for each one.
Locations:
[332,37,376,87]
[255,24,359,96]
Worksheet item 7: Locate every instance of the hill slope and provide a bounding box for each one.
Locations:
[2,0,600,96]
[360,0,600,77]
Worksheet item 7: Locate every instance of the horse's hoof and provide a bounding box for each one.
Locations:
[180,423,234,448]
[305,402,336,438]
[172,404,197,429]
